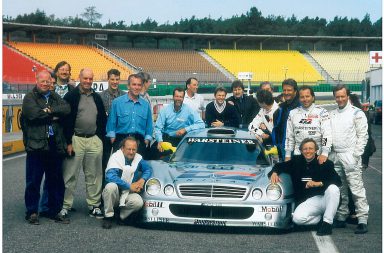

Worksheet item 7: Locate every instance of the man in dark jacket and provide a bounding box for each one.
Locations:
[226,80,259,129]
[272,78,300,160]
[22,70,71,225]
[206,87,240,128]
[58,68,107,223]
[269,138,341,236]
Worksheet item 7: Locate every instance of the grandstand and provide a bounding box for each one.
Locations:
[204,49,324,84]
[308,51,370,83]
[109,48,232,83]
[3,45,48,84]
[2,22,380,92]
[6,42,134,81]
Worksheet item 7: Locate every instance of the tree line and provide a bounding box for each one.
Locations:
[3,7,382,37]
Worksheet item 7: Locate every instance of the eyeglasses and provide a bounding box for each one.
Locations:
[38,80,52,84]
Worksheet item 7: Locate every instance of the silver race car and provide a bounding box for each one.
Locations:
[140,128,294,229]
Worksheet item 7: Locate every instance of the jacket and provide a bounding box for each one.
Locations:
[63,86,107,144]
[330,101,368,156]
[285,104,332,158]
[271,95,300,158]
[226,94,260,128]
[249,101,279,138]
[21,87,70,154]
[268,154,341,204]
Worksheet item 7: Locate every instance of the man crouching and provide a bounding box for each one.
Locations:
[102,137,152,229]
[268,138,341,236]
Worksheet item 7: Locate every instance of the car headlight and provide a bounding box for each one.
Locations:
[164,184,174,196]
[145,178,161,196]
[266,183,282,201]
[252,188,263,200]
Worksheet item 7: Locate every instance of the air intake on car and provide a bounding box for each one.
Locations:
[178,184,247,199]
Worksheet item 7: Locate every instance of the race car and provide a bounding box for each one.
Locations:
[140,128,294,229]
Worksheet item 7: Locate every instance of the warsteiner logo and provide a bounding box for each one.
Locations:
[261,206,283,212]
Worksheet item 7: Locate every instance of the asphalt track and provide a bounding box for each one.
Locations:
[3,125,382,253]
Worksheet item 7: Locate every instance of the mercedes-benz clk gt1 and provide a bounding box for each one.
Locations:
[140,128,294,229]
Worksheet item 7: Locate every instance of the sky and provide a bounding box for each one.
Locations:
[2,0,382,26]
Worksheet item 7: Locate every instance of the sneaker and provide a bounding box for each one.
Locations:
[316,221,333,236]
[333,219,346,228]
[102,217,113,229]
[355,223,368,234]
[89,206,103,219]
[55,209,70,224]
[25,213,39,225]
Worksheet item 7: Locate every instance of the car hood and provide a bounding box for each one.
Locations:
[148,161,272,187]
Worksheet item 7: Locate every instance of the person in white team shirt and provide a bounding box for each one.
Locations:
[330,84,369,234]
[284,85,332,165]
[249,89,279,145]
[183,77,205,120]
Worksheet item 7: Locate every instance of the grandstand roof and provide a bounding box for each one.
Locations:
[4,22,382,44]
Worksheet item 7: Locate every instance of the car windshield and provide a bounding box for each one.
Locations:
[170,137,269,165]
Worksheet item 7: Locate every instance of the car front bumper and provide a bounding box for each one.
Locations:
[140,199,294,229]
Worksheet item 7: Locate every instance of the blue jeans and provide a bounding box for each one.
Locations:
[25,144,64,216]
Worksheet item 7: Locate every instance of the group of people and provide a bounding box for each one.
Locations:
[253,80,372,236]
[21,64,373,235]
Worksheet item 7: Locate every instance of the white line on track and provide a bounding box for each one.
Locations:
[311,231,340,253]
[3,153,26,162]
[368,164,382,174]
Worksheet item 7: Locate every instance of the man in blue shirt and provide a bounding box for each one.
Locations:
[106,74,153,158]
[154,87,205,156]
[102,137,152,229]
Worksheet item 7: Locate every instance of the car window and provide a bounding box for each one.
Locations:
[170,137,269,166]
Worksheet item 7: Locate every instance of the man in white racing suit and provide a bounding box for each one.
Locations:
[249,89,279,144]
[330,84,369,234]
[285,86,332,165]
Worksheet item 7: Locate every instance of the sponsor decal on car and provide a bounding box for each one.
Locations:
[187,138,256,145]
[252,221,284,227]
[260,206,283,212]
[144,201,164,208]
[194,219,227,226]
[144,217,170,223]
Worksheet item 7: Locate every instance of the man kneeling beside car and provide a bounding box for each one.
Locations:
[102,137,152,229]
[268,138,341,236]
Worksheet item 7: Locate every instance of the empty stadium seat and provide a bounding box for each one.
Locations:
[108,48,231,83]
[204,49,323,83]
[8,42,134,81]
[308,51,370,82]
[3,45,48,84]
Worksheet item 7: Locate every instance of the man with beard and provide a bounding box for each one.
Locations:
[54,61,75,98]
